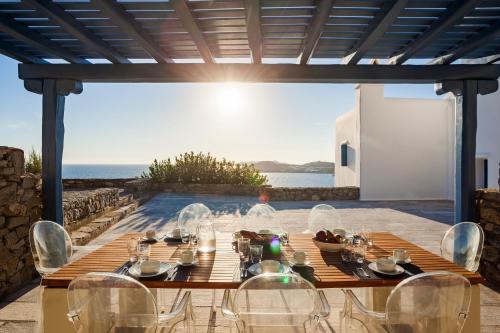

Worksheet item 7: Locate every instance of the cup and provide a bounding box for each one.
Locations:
[238,238,250,262]
[376,258,396,272]
[127,238,139,263]
[146,230,156,240]
[140,260,160,274]
[293,251,307,265]
[180,250,194,264]
[250,244,263,264]
[171,228,182,238]
[261,260,280,273]
[393,249,409,262]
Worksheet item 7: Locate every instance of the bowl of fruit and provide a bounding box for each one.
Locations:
[312,229,346,252]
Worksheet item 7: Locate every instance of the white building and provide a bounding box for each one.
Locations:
[335,83,499,200]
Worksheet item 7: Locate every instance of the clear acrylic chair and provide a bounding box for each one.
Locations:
[29,220,73,276]
[441,222,484,272]
[222,273,330,332]
[177,203,212,235]
[67,272,193,333]
[307,204,342,234]
[341,271,471,333]
[243,203,278,233]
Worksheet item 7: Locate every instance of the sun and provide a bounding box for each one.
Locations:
[214,83,246,114]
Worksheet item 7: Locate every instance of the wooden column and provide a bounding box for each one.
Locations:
[25,79,82,225]
[436,79,498,223]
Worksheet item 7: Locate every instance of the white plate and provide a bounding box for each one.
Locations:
[176,258,198,267]
[247,262,292,276]
[388,256,412,265]
[128,262,172,278]
[368,262,405,276]
[288,259,311,267]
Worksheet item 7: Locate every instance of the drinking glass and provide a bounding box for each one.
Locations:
[250,244,263,264]
[137,243,151,262]
[361,226,373,247]
[352,243,366,265]
[181,230,190,244]
[127,238,139,263]
[280,232,289,245]
[341,238,353,263]
[238,238,250,262]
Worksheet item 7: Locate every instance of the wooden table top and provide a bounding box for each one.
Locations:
[43,232,483,289]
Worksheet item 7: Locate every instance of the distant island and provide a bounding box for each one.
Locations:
[248,161,335,174]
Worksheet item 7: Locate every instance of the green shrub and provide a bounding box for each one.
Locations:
[142,152,268,186]
[25,147,42,174]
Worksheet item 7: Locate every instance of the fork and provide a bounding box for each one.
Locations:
[166,265,178,281]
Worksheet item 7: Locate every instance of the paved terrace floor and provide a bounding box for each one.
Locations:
[0,194,499,332]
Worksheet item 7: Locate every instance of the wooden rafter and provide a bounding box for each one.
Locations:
[244,0,262,64]
[170,0,214,64]
[0,40,47,64]
[342,0,408,65]
[299,0,334,65]
[0,13,88,64]
[94,0,173,63]
[24,0,130,64]
[390,0,481,65]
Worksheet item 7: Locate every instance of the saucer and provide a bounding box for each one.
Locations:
[247,262,292,276]
[368,262,405,276]
[128,262,172,278]
[288,258,310,267]
[388,256,412,265]
[176,258,198,267]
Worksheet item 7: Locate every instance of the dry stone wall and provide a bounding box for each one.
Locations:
[0,147,41,299]
[476,189,500,286]
[63,178,135,189]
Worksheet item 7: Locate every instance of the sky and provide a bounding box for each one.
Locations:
[0,55,442,164]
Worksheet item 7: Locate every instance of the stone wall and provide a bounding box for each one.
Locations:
[126,179,360,201]
[476,189,500,286]
[63,178,136,189]
[0,147,41,299]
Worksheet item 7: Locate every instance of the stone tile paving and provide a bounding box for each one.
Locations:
[0,194,498,332]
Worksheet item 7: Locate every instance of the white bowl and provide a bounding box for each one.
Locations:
[312,238,345,252]
[376,258,396,272]
[261,260,281,273]
[140,260,161,275]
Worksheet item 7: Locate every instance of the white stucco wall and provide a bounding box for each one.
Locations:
[334,110,359,187]
[477,83,500,188]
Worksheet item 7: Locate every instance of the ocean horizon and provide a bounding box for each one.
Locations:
[62,164,335,188]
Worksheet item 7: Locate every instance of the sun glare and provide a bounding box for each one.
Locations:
[214,83,246,114]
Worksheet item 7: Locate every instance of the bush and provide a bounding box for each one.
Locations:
[25,147,42,174]
[142,152,268,186]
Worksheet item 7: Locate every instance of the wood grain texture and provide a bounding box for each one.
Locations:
[42,232,483,288]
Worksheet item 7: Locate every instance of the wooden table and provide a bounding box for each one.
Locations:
[39,232,483,333]
[43,232,483,289]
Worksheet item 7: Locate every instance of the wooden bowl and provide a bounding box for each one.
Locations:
[312,238,345,252]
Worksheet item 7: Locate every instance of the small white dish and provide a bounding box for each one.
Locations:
[388,256,412,265]
[176,258,198,267]
[368,262,405,276]
[128,262,172,278]
[288,258,311,267]
[248,262,292,276]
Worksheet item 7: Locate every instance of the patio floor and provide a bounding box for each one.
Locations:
[0,194,499,332]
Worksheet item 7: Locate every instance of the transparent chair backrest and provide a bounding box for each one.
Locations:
[67,272,158,333]
[385,271,471,333]
[243,204,277,233]
[177,203,212,233]
[233,273,319,329]
[29,220,73,276]
[440,222,484,272]
[307,204,342,234]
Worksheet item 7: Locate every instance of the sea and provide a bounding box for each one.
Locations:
[62,164,335,188]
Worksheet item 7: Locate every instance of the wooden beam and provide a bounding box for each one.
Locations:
[0,13,89,64]
[94,0,172,63]
[390,0,481,65]
[0,40,47,64]
[432,21,500,65]
[244,0,262,64]
[170,0,214,64]
[299,0,334,65]
[24,0,129,64]
[342,0,407,65]
[18,63,500,84]
[486,55,500,65]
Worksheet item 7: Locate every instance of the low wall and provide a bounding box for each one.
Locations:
[476,189,500,286]
[63,178,135,189]
[0,147,41,299]
[126,179,360,201]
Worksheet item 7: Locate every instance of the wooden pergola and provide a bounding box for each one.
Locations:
[1,0,499,225]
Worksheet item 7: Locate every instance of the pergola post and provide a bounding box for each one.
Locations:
[24,79,82,225]
[435,79,498,223]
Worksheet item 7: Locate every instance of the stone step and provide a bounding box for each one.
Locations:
[70,201,138,246]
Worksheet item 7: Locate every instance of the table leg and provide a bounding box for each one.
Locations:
[461,284,480,333]
[40,288,75,333]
